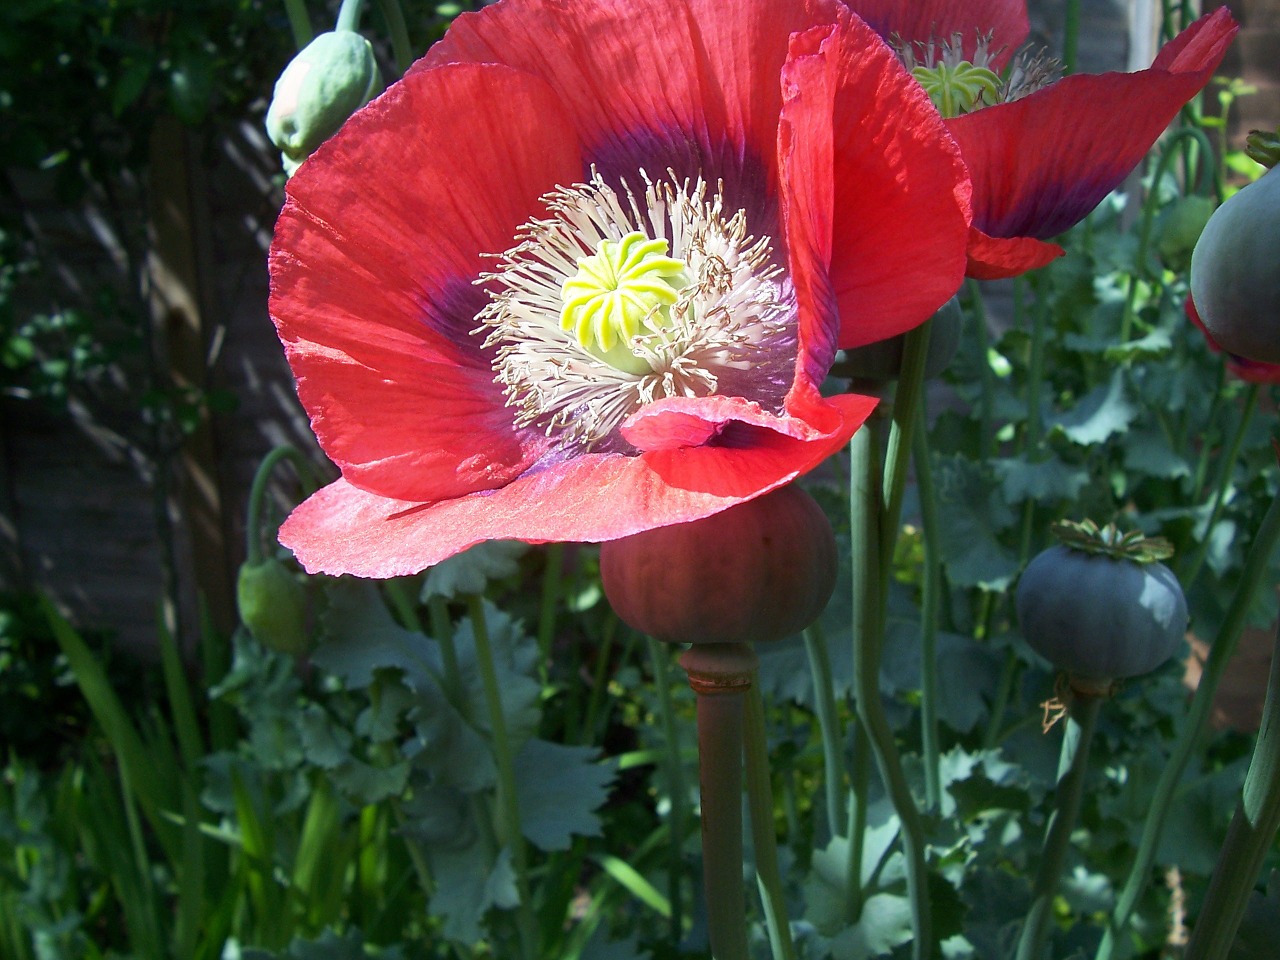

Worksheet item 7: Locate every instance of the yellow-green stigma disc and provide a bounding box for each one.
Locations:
[560,231,691,374]
[912,61,1001,117]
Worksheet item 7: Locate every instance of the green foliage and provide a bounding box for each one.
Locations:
[8,5,1280,960]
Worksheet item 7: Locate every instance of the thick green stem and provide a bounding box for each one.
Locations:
[1022,277,1049,458]
[745,682,796,960]
[965,280,997,460]
[537,542,565,671]
[850,427,932,959]
[1186,620,1280,960]
[335,0,364,32]
[845,725,869,922]
[680,643,758,960]
[803,622,846,841]
[982,649,1020,751]
[913,402,943,812]
[281,0,314,48]
[1189,364,1227,497]
[648,636,688,946]
[244,445,317,564]
[1015,695,1103,960]
[880,320,932,574]
[1180,383,1260,587]
[580,617,623,745]
[467,596,538,960]
[373,0,414,74]
[428,595,464,709]
[1097,486,1280,960]
[1061,0,1080,74]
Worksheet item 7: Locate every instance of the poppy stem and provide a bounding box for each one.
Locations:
[679,642,758,960]
[744,680,796,960]
[281,0,314,49]
[1185,618,1280,960]
[244,445,318,565]
[1015,693,1103,960]
[965,280,997,460]
[1097,486,1280,960]
[844,726,869,922]
[335,0,364,32]
[537,542,565,672]
[648,635,689,946]
[372,0,414,75]
[803,622,845,841]
[913,399,944,812]
[850,426,932,959]
[467,596,539,960]
[1061,0,1080,74]
[1179,383,1260,587]
[880,318,932,573]
[428,594,465,709]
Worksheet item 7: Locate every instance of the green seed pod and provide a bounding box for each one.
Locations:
[1189,165,1280,363]
[265,31,379,175]
[237,557,310,655]
[1015,521,1187,694]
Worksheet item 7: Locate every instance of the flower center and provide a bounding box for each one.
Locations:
[894,31,1060,117]
[911,60,1002,117]
[476,172,797,452]
[560,231,692,375]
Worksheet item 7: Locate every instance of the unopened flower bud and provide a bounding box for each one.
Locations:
[1155,195,1215,271]
[237,557,310,655]
[266,31,378,176]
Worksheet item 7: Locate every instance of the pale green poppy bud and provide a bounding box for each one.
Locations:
[237,557,310,655]
[266,31,378,176]
[1155,195,1215,271]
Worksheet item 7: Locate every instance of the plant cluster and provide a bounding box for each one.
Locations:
[5,1,1280,959]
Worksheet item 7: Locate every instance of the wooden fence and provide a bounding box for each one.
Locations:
[1,0,1271,658]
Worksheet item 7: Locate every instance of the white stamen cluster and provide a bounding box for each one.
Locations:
[999,47,1061,103]
[893,30,1060,108]
[475,171,795,450]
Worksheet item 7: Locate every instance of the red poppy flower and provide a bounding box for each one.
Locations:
[269,0,972,578]
[855,1,1238,279]
[1187,298,1280,384]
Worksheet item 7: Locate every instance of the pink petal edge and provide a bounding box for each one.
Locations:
[280,393,876,578]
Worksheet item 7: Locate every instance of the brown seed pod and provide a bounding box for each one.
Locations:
[600,484,837,645]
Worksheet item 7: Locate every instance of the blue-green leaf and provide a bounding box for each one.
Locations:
[1049,374,1139,446]
[513,739,614,851]
[422,540,528,600]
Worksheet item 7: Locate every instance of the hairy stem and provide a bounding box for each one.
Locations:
[850,427,931,959]
[1098,486,1280,959]
[467,596,538,960]
[1016,694,1103,960]
[680,643,759,960]
[1186,620,1280,960]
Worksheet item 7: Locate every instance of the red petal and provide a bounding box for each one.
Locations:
[414,0,848,197]
[620,394,853,451]
[777,21,841,400]
[849,0,1030,69]
[965,227,1063,279]
[948,9,1236,241]
[1186,296,1280,384]
[270,64,581,500]
[280,394,877,577]
[821,15,973,348]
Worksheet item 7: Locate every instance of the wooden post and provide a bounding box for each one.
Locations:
[147,114,236,646]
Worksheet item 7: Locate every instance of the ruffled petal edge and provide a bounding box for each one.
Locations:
[280,393,875,577]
